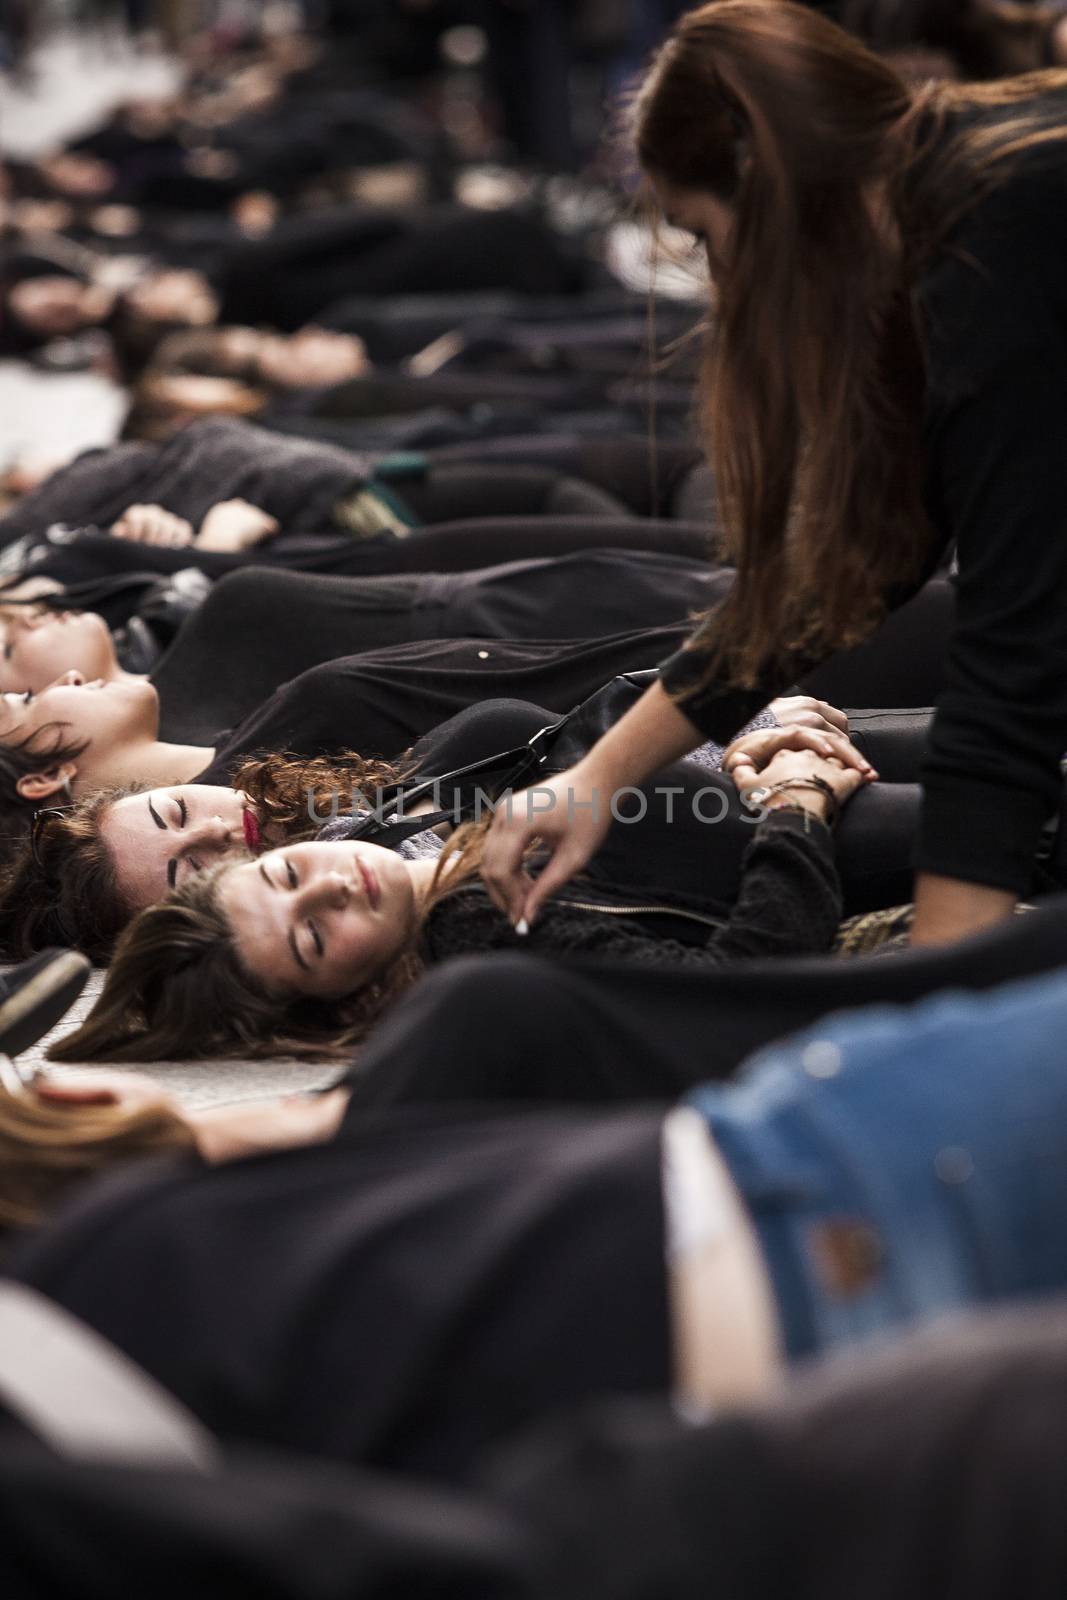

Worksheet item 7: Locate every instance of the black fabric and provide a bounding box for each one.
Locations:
[660,114,1067,895]
[345,896,1067,1111]
[195,625,693,778]
[0,1437,535,1600]
[10,1108,671,1483]
[217,206,591,332]
[499,1302,1067,1600]
[154,552,718,743]
[420,808,842,968]
[0,418,369,548]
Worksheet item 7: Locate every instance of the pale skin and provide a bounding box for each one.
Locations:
[218,840,440,1001]
[1,671,213,806]
[482,175,1022,946]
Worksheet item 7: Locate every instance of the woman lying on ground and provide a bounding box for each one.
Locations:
[5,687,926,965]
[9,956,1067,1481]
[51,736,877,1061]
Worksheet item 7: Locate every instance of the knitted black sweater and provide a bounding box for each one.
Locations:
[422,809,842,970]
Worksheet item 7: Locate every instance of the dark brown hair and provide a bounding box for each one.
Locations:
[632,1,1067,687]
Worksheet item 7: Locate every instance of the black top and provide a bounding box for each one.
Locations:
[422,809,841,969]
[661,115,1067,895]
[195,624,691,778]
[10,1108,670,1484]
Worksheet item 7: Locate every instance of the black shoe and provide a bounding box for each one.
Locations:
[0,949,91,1057]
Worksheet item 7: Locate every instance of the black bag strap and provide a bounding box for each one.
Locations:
[342,716,569,846]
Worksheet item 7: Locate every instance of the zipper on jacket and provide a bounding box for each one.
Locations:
[560,898,725,931]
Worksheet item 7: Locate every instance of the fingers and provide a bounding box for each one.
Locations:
[518,841,585,930]
[724,725,875,777]
[481,822,538,923]
[111,505,193,546]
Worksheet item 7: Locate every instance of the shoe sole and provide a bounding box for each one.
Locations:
[0,952,92,1058]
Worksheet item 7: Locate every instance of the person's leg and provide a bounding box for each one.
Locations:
[391,463,630,524]
[393,516,715,569]
[345,894,1067,1108]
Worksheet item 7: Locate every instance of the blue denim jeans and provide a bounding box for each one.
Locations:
[687,969,1067,1359]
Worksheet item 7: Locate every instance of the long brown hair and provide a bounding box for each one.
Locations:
[0,1083,194,1238]
[49,820,508,1062]
[632,1,1067,686]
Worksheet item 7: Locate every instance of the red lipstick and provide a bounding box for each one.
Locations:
[242,808,261,851]
[357,855,380,909]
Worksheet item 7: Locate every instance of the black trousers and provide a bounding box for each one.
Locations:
[346,898,1067,1109]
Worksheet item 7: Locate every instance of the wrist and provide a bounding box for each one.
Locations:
[761,788,830,821]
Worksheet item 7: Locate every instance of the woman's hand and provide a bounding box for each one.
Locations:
[480,759,615,930]
[111,503,195,547]
[482,679,708,928]
[196,498,280,552]
[724,724,876,781]
[767,694,849,736]
[731,746,870,822]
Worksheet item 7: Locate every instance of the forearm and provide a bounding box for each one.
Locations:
[574,679,706,793]
[910,872,1015,947]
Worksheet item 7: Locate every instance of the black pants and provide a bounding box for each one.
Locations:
[346,898,1067,1109]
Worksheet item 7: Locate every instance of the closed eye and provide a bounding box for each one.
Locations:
[285,858,298,889]
[308,921,323,958]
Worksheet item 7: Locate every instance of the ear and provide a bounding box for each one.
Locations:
[35,1074,119,1108]
[15,760,77,803]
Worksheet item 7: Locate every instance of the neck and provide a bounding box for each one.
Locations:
[407,854,445,913]
[75,737,215,797]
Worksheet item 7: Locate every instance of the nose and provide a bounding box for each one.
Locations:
[185,817,233,852]
[298,871,351,916]
[49,669,84,688]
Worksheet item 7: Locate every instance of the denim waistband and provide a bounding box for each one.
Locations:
[685,976,1067,1360]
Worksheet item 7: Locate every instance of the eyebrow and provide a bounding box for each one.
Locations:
[148,798,165,830]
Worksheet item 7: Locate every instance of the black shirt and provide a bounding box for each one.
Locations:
[661,112,1067,895]
[11,1108,670,1483]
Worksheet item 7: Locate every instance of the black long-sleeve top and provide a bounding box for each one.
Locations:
[423,809,842,969]
[661,115,1067,895]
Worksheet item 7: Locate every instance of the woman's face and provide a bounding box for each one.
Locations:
[0,608,118,695]
[650,180,736,279]
[0,671,159,793]
[8,276,114,337]
[101,784,260,911]
[218,839,417,1001]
